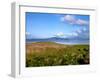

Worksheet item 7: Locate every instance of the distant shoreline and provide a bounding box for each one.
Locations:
[26,41,89,45]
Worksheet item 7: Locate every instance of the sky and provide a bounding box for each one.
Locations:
[26,12,89,40]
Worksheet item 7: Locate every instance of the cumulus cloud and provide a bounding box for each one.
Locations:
[67,28,89,39]
[71,32,78,36]
[75,28,89,39]
[61,15,76,23]
[61,15,89,26]
[26,32,31,35]
[75,19,88,26]
[26,32,31,39]
[26,32,34,39]
[56,32,65,36]
[76,28,88,34]
[54,28,89,40]
[55,32,79,38]
[65,32,79,37]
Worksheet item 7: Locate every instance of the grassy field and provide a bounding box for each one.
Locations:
[26,42,89,67]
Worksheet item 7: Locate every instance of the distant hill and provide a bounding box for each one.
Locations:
[26,36,89,43]
[26,37,68,42]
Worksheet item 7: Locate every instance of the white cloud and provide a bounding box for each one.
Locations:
[26,32,31,35]
[76,29,82,33]
[61,15,89,26]
[76,19,88,26]
[76,28,88,34]
[55,32,79,38]
[56,32,64,36]
[66,32,79,37]
[72,32,78,36]
[54,28,89,39]
[75,28,89,39]
[61,15,76,24]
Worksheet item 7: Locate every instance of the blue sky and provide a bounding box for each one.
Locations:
[26,12,89,39]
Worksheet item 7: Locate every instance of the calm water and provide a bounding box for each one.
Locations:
[54,40,89,45]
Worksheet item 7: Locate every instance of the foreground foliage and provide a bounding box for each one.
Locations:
[26,42,89,67]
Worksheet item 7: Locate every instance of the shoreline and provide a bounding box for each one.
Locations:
[26,41,89,45]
